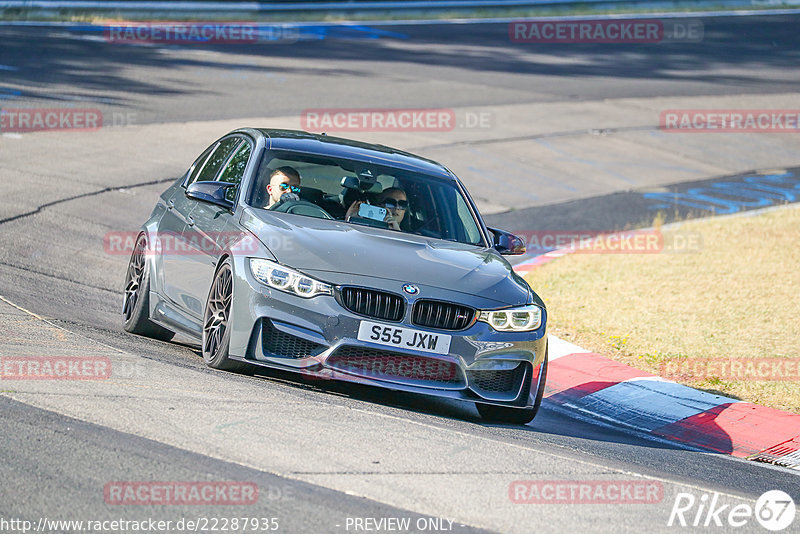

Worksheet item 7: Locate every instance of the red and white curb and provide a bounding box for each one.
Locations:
[514,249,800,470]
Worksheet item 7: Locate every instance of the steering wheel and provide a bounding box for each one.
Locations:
[269,199,334,220]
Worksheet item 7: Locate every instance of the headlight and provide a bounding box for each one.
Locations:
[478,305,542,332]
[249,258,332,298]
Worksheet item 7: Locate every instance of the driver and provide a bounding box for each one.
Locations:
[266,166,301,208]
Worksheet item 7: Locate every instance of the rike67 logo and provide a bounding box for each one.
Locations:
[668,490,795,531]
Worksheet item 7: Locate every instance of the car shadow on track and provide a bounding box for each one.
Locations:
[123,336,725,455]
[192,353,724,453]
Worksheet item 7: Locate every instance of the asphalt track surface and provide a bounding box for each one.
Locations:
[2,15,800,123]
[1,13,800,534]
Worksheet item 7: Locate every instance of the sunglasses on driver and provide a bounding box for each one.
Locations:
[278,183,301,194]
[382,199,409,210]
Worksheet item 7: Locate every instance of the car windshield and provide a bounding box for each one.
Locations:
[247,150,485,246]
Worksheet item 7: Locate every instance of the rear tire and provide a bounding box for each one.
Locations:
[122,234,175,342]
[476,350,548,425]
[202,259,254,375]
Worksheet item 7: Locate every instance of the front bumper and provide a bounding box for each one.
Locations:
[227,256,547,408]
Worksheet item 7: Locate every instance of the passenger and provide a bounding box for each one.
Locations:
[266,166,301,208]
[377,187,409,231]
[345,187,409,231]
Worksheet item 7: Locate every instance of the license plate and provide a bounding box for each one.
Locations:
[357,321,451,355]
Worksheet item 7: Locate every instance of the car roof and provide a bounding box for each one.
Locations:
[240,128,456,180]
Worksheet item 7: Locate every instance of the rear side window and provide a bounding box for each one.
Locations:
[190,137,242,185]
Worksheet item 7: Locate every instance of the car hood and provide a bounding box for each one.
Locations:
[241,208,530,306]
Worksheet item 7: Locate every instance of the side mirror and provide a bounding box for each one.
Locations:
[186,181,235,211]
[488,227,526,255]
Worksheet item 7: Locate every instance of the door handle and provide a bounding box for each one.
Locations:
[167,199,174,210]
[187,216,195,227]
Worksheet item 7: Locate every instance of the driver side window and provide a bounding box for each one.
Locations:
[185,145,214,186]
[188,137,242,187]
[218,141,252,202]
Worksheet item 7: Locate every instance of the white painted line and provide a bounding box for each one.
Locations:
[548,334,591,360]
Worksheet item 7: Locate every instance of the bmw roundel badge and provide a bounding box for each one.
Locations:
[402,284,420,295]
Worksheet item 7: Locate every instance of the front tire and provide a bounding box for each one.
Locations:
[476,350,548,425]
[122,234,175,342]
[202,259,254,374]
